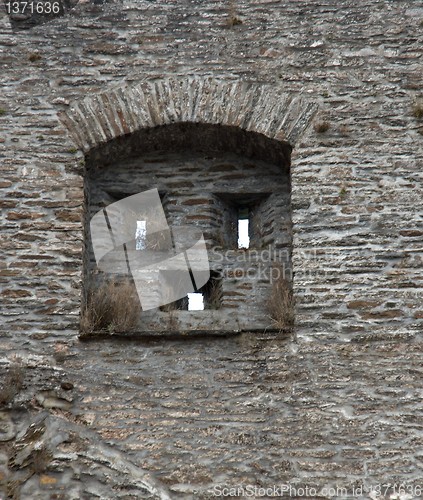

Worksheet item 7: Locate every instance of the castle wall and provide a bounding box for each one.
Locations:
[0,1,422,497]
[1,0,422,340]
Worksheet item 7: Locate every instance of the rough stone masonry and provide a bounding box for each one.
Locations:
[0,0,422,498]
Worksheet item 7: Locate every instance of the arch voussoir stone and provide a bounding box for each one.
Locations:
[58,77,318,153]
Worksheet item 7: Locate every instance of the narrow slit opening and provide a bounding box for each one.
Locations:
[135,220,147,250]
[188,292,204,311]
[238,208,250,249]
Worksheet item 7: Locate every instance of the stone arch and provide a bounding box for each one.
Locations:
[59,77,318,335]
[58,77,318,153]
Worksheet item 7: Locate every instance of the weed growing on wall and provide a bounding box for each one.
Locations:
[227,0,242,26]
[267,264,295,331]
[412,101,423,119]
[206,279,222,310]
[80,279,141,336]
[314,120,330,133]
[0,363,24,406]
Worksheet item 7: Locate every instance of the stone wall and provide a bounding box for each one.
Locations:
[1,0,422,339]
[1,0,423,497]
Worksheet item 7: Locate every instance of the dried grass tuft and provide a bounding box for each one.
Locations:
[28,53,42,62]
[227,15,242,26]
[314,121,330,133]
[80,279,141,335]
[0,364,24,406]
[206,278,222,310]
[267,266,295,331]
[412,102,423,119]
[227,0,242,26]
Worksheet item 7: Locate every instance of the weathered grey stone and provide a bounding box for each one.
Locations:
[1,0,423,496]
[0,412,16,442]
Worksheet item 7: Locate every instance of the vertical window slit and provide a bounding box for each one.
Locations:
[237,207,250,249]
[188,293,204,311]
[135,220,147,250]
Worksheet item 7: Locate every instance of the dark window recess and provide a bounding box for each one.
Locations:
[214,193,270,249]
[160,271,222,311]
